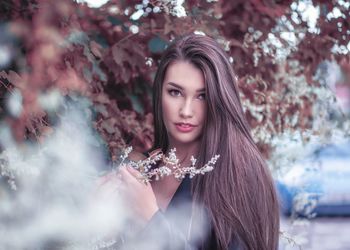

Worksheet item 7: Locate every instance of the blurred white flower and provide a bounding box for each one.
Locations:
[153,6,161,13]
[75,0,110,8]
[108,5,120,14]
[194,30,206,36]
[159,0,187,17]
[0,44,12,69]
[38,89,64,112]
[145,57,153,67]
[170,5,186,17]
[0,99,127,249]
[129,25,139,34]
[6,89,23,117]
[130,9,144,20]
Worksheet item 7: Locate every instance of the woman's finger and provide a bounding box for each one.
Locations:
[94,180,119,201]
[96,171,122,189]
[126,165,143,179]
[119,166,144,185]
[126,166,147,185]
[118,167,131,183]
[95,173,111,186]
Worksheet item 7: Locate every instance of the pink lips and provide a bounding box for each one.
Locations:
[175,123,197,133]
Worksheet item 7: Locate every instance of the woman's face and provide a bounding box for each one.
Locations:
[161,60,207,146]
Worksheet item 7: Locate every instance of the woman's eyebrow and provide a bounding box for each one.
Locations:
[167,82,183,90]
[167,82,205,92]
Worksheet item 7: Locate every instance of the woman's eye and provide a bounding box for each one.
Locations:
[198,93,206,100]
[169,89,181,97]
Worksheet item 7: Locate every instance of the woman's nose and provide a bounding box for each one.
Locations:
[179,99,194,118]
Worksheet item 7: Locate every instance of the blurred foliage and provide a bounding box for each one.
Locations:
[0,0,349,160]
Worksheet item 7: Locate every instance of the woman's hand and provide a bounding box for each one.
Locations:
[117,166,159,223]
[94,171,122,205]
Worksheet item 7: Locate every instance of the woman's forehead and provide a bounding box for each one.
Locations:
[163,61,205,91]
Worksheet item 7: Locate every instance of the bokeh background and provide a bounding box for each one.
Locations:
[0,0,350,249]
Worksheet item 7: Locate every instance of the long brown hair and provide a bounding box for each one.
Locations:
[151,34,279,250]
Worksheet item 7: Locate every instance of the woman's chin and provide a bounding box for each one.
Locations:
[170,134,202,146]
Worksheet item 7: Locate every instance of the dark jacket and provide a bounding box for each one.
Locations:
[114,176,240,250]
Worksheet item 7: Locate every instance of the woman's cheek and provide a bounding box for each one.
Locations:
[162,101,172,133]
[163,97,177,118]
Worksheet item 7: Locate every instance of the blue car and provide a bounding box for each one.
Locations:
[276,142,350,216]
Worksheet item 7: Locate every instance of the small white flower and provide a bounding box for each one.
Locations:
[145,57,153,67]
[76,0,110,8]
[129,25,139,34]
[130,9,144,20]
[170,5,186,17]
[153,6,161,13]
[194,30,206,36]
[190,156,197,166]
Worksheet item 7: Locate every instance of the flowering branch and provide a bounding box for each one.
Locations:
[115,147,220,183]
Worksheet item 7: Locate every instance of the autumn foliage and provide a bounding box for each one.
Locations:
[0,0,349,160]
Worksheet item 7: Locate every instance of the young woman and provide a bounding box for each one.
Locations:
[113,34,280,250]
